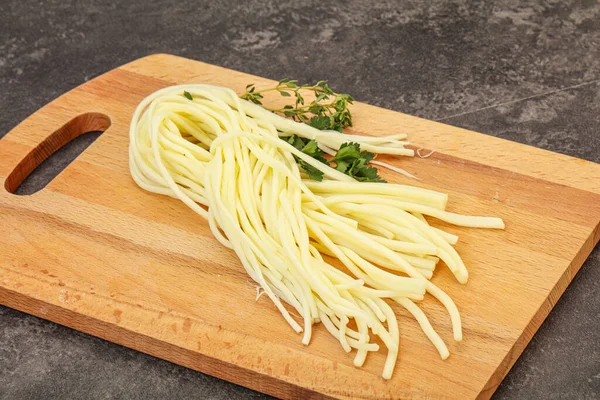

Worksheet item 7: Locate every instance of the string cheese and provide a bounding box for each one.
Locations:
[129,84,504,379]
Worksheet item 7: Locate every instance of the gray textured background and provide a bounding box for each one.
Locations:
[1,0,599,399]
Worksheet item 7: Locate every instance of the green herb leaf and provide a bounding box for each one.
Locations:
[309,104,324,115]
[349,162,385,182]
[330,142,384,182]
[283,135,308,151]
[308,115,331,130]
[333,159,350,172]
[279,90,291,97]
[331,142,361,172]
[360,150,375,163]
[281,136,328,181]
[183,91,193,101]
[300,139,319,156]
[298,159,324,181]
[332,142,361,164]
[301,140,328,164]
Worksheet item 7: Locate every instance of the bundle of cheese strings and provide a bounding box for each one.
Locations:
[129,84,504,379]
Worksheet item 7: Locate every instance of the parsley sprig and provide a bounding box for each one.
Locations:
[241,79,354,132]
[282,135,385,183]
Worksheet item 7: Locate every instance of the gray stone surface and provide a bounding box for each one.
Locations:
[1,0,599,398]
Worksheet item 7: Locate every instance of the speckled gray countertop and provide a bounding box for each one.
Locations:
[1,1,599,399]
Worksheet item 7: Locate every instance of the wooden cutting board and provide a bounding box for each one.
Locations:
[1,54,599,400]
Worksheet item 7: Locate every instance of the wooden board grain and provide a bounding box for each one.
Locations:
[1,54,599,399]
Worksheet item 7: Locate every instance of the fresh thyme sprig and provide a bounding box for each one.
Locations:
[241,79,354,132]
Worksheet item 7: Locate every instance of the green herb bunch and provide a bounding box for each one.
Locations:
[282,135,385,183]
[241,79,354,132]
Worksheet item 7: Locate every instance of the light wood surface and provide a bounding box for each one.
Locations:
[1,54,599,400]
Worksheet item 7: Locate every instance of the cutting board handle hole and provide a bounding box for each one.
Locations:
[4,112,111,195]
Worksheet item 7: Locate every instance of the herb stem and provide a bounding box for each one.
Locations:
[266,101,337,113]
